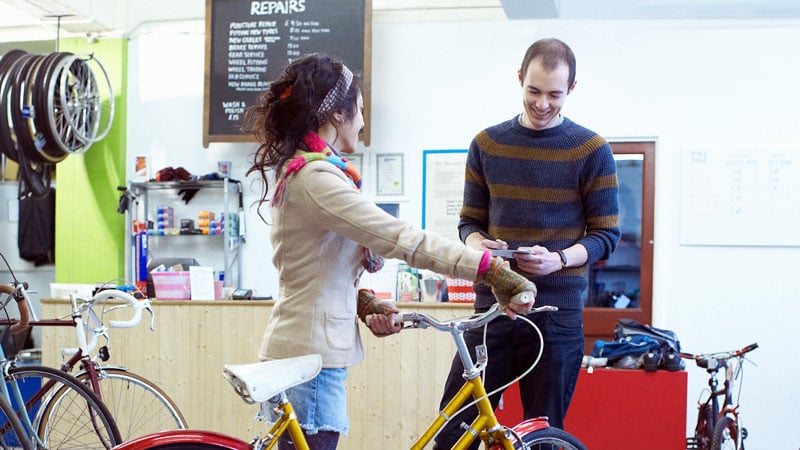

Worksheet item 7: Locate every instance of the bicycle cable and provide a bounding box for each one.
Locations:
[437,312,545,438]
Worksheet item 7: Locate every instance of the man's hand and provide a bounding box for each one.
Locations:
[514,245,562,276]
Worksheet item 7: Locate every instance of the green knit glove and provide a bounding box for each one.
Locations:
[478,256,537,308]
[357,289,399,323]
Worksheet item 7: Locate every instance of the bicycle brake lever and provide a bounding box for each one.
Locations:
[147,305,155,331]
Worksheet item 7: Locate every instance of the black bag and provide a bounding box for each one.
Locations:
[614,318,681,353]
[18,188,55,266]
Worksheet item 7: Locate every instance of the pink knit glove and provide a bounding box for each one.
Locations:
[478,256,537,308]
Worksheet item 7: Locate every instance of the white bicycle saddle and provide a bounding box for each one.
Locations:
[223,354,322,403]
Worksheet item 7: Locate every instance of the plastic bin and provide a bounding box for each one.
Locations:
[150,271,191,299]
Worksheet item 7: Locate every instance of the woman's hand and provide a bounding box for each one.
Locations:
[366,312,402,337]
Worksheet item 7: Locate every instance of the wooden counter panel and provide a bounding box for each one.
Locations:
[41,299,472,449]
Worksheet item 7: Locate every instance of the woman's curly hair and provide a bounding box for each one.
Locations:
[243,54,361,218]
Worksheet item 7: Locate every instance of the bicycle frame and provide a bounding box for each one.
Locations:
[258,392,309,450]
[415,374,510,449]
[117,305,584,450]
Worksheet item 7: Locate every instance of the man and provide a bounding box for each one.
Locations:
[434,38,620,449]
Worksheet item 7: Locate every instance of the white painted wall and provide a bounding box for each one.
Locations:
[126,16,800,448]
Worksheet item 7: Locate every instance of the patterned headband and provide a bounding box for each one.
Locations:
[317,64,353,123]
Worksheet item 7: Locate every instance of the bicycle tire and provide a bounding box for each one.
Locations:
[691,401,715,449]
[7,364,122,449]
[0,49,28,162]
[710,415,740,450]
[515,426,587,450]
[0,393,33,450]
[73,368,188,442]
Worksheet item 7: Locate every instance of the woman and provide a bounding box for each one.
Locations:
[244,53,535,450]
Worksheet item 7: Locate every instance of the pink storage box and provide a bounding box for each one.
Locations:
[150,271,191,299]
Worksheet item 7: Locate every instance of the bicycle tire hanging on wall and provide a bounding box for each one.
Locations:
[0,50,114,197]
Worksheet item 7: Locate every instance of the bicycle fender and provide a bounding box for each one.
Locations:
[510,416,551,436]
[112,430,251,450]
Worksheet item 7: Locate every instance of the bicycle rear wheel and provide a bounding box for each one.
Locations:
[710,416,740,450]
[74,367,187,442]
[515,427,587,450]
[0,394,33,450]
[8,364,121,449]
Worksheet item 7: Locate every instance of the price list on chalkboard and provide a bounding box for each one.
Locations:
[204,0,370,146]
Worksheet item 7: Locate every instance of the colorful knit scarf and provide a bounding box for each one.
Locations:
[273,132,383,273]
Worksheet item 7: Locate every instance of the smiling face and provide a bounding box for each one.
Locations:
[518,58,575,130]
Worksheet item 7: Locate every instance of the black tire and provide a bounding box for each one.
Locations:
[710,415,740,450]
[0,49,28,162]
[692,402,715,449]
[515,426,587,450]
[73,368,187,442]
[7,364,122,449]
[0,394,33,450]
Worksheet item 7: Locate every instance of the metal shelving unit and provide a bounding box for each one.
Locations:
[126,178,245,292]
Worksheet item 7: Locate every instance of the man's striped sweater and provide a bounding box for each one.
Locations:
[459,116,621,311]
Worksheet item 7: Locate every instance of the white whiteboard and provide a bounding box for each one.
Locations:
[680,148,800,246]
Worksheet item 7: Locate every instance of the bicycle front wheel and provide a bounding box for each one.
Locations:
[0,394,33,450]
[8,364,121,449]
[515,427,587,450]
[710,416,741,450]
[74,368,187,441]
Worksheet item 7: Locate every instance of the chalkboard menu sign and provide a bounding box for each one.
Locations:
[203,0,372,146]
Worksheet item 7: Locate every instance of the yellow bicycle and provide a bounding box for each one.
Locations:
[115,304,586,450]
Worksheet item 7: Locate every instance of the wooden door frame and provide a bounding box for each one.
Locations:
[583,141,655,353]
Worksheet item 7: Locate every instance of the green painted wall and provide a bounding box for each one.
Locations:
[54,38,127,283]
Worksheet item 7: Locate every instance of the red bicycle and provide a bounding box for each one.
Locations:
[683,343,758,450]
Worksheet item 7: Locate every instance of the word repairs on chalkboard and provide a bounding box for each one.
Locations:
[680,148,800,247]
[203,0,372,147]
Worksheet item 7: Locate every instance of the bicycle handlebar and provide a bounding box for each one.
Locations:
[395,304,558,332]
[87,289,153,329]
[1,283,30,333]
[70,289,154,353]
[680,342,759,370]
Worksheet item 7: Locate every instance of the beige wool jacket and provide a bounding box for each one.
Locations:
[259,159,483,368]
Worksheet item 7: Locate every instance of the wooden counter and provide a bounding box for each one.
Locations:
[41,298,472,449]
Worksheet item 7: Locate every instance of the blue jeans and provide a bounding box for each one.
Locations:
[262,367,350,435]
[433,309,584,450]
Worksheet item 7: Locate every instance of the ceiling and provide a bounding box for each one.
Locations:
[0,0,798,42]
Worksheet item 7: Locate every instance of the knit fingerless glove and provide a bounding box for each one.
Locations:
[478,256,537,308]
[357,289,399,323]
